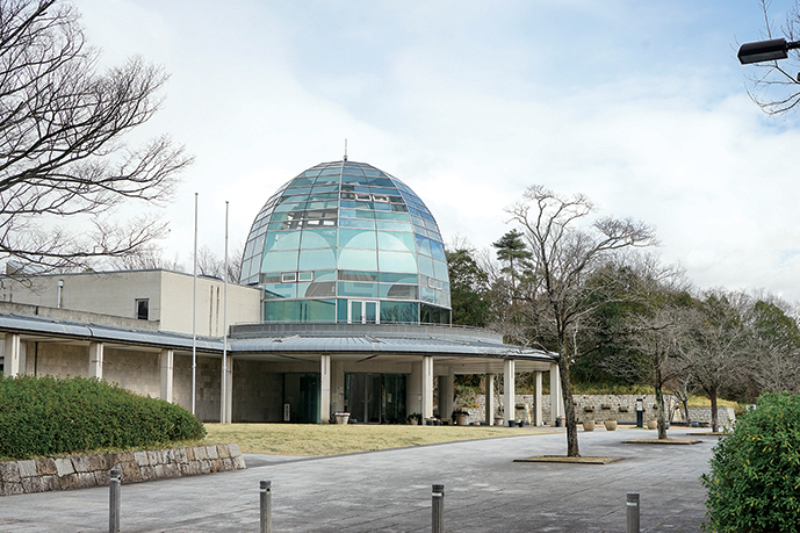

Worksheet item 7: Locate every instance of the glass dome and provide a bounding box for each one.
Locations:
[241,160,451,325]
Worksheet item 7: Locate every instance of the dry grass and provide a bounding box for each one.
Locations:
[201,424,557,456]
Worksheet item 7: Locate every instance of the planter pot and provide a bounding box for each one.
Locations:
[555,417,565,428]
[508,420,516,427]
[409,419,418,426]
[454,413,468,426]
[334,413,350,425]
[647,419,658,430]
[494,417,504,426]
[604,420,618,431]
[583,420,595,432]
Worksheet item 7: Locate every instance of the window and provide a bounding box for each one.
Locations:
[135,299,149,320]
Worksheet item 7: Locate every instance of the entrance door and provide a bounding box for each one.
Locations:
[346,373,382,423]
[348,300,380,324]
[283,373,320,424]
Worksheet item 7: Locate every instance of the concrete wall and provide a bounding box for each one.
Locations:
[173,354,221,422]
[1,270,262,336]
[232,360,283,422]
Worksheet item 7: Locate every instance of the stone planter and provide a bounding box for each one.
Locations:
[494,416,504,426]
[604,419,618,431]
[334,412,350,425]
[647,418,658,430]
[583,419,595,432]
[454,413,468,426]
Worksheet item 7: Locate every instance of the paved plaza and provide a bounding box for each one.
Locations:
[0,426,716,532]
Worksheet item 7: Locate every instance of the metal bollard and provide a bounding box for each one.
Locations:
[260,480,272,533]
[109,468,122,533]
[432,484,445,533]
[626,492,640,533]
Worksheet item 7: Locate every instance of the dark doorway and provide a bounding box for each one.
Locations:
[283,373,320,423]
[346,373,406,424]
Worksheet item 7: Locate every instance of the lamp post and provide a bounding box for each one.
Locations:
[738,37,800,64]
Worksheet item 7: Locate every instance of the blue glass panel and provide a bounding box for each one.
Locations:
[338,249,378,271]
[299,281,336,298]
[274,201,307,212]
[338,282,378,298]
[433,259,448,280]
[303,300,336,323]
[337,299,348,323]
[300,228,337,249]
[391,204,408,213]
[378,231,416,252]
[372,202,392,211]
[368,177,394,187]
[355,210,376,219]
[354,201,374,210]
[369,186,398,195]
[299,248,337,270]
[415,234,432,256]
[379,284,418,300]
[263,282,296,299]
[313,269,337,281]
[418,256,434,277]
[378,251,418,273]
[378,272,418,283]
[430,241,446,261]
[262,250,299,272]
[342,174,369,185]
[264,231,301,252]
[339,209,355,218]
[314,174,340,185]
[380,301,418,324]
[308,192,339,201]
[376,220,409,231]
[340,200,356,208]
[339,229,377,249]
[339,271,378,281]
[289,177,315,188]
[263,301,298,323]
[311,185,338,194]
[375,212,410,222]
[339,218,376,229]
[306,201,339,210]
[284,186,311,195]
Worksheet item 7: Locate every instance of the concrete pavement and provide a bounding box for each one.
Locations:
[0,426,717,532]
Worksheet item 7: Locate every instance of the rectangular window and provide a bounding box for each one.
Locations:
[281,272,297,283]
[135,299,149,320]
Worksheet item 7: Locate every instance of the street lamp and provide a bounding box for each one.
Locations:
[738,37,800,64]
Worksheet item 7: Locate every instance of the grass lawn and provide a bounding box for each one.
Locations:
[202,424,556,456]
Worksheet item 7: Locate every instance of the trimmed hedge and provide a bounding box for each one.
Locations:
[702,393,800,533]
[0,375,206,460]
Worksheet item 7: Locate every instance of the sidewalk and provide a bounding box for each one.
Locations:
[0,426,716,532]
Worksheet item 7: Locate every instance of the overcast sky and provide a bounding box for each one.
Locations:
[74,0,800,304]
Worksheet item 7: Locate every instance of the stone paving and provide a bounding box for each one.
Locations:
[0,426,717,532]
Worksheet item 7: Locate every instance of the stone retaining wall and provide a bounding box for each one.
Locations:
[0,443,246,497]
[458,394,735,426]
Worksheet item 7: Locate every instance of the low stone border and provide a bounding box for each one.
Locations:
[0,443,246,497]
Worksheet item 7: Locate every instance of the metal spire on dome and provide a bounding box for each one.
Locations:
[343,138,348,161]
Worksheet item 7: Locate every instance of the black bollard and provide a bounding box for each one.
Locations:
[260,480,272,533]
[626,492,640,533]
[109,468,121,533]
[432,484,444,533]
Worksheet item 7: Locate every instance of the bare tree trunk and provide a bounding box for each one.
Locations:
[655,380,667,440]
[558,352,580,457]
[710,389,719,433]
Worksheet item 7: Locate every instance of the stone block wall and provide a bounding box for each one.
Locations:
[456,394,732,425]
[0,443,246,497]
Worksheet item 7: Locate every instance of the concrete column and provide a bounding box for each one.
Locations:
[422,356,434,419]
[88,342,104,380]
[408,361,423,417]
[550,363,562,424]
[220,353,233,423]
[485,373,495,425]
[331,361,345,413]
[438,371,454,421]
[504,359,516,424]
[534,371,543,426]
[160,349,174,403]
[3,333,21,377]
[320,355,331,423]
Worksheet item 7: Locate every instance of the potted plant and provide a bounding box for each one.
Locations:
[647,418,658,430]
[452,409,469,426]
[334,411,350,425]
[604,418,618,431]
[583,418,596,432]
[407,413,422,425]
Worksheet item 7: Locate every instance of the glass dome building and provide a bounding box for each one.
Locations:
[241,160,451,325]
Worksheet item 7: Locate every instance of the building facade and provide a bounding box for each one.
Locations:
[0,160,562,425]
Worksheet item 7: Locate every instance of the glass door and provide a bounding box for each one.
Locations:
[348,300,380,324]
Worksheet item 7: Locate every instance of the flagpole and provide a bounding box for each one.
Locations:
[192,192,198,416]
[221,200,229,424]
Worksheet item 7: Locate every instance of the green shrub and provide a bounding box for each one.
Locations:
[0,375,206,460]
[702,393,800,533]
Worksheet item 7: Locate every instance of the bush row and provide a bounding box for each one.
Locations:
[0,375,206,460]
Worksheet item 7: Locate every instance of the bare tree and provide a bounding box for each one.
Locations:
[741,0,800,115]
[682,290,751,433]
[0,0,192,272]
[507,185,656,457]
[106,244,185,272]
